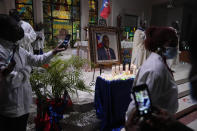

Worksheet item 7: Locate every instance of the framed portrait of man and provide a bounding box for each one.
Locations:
[88,26,121,67]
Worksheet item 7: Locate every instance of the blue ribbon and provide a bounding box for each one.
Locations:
[48,101,67,131]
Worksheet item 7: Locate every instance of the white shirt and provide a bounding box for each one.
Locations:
[32,31,45,50]
[126,52,178,120]
[0,39,54,117]
[131,29,150,68]
[104,47,111,59]
[17,20,37,54]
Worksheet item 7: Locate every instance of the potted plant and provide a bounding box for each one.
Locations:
[30,56,91,131]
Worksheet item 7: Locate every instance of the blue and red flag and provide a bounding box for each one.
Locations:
[100,0,111,19]
[96,34,103,49]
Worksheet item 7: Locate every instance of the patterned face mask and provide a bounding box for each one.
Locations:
[163,47,177,59]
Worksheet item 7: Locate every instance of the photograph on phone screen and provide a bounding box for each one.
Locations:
[135,90,151,115]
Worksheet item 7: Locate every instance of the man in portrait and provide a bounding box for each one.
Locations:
[97,35,116,60]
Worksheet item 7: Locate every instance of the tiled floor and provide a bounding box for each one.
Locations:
[177,96,196,113]
[173,62,191,81]
[172,62,197,130]
[187,119,197,130]
[179,110,197,125]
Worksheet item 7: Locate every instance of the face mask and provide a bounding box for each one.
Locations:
[163,47,177,59]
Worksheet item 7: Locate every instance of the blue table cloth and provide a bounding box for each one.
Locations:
[94,76,134,131]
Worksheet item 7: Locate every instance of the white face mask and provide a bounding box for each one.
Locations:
[163,47,177,59]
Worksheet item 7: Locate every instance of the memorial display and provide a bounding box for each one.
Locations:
[88,26,121,67]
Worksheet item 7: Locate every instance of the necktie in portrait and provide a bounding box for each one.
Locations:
[106,49,111,60]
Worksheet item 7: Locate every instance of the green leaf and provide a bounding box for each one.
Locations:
[30,56,90,100]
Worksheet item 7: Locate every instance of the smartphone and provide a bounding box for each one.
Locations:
[59,34,71,48]
[132,84,152,116]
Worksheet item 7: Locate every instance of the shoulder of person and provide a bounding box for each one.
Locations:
[140,54,166,75]
[21,20,33,28]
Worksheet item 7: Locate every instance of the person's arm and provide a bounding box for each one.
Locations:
[41,32,45,43]
[140,70,178,114]
[0,58,15,76]
[110,48,116,59]
[41,32,45,49]
[0,50,17,83]
[25,43,66,66]
[126,71,161,121]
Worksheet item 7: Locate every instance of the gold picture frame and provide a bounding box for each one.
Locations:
[88,26,121,67]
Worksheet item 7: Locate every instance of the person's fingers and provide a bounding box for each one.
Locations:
[56,44,61,48]
[57,48,65,52]
[125,109,142,131]
[149,112,173,127]
[152,106,161,113]
[53,47,66,55]
[126,108,141,126]
[64,44,68,49]
[151,113,165,120]
[152,106,170,116]
[128,108,137,121]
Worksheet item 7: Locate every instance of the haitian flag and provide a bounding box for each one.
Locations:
[100,0,111,19]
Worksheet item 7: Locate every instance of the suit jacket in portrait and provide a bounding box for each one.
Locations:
[97,47,116,60]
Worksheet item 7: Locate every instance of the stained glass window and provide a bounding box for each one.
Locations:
[43,0,81,47]
[88,0,98,25]
[15,0,34,26]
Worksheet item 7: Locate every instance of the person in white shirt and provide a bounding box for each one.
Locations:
[124,26,197,131]
[33,23,45,55]
[131,20,150,68]
[126,26,179,121]
[9,9,37,54]
[0,14,66,131]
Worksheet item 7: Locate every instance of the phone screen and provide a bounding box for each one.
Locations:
[60,34,71,48]
[133,84,152,116]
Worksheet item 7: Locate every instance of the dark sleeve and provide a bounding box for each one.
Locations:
[97,49,102,60]
[110,48,116,59]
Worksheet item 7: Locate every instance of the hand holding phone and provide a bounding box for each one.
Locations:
[59,34,71,48]
[132,84,152,117]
